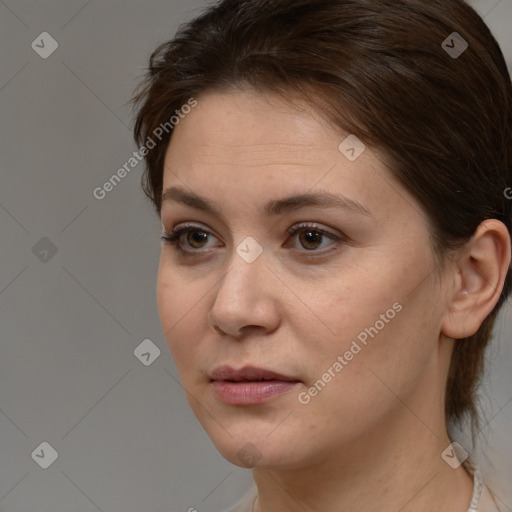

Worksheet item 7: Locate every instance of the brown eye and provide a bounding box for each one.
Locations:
[287,223,342,253]
[186,230,209,248]
[162,222,345,258]
[298,230,324,250]
[161,224,222,254]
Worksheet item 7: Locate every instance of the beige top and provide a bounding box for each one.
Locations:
[223,464,501,512]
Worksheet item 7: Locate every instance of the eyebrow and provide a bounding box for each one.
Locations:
[161,186,374,218]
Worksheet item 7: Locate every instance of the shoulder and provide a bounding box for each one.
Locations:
[464,459,503,512]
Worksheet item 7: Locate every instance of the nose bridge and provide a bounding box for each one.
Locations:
[216,242,268,306]
[209,239,279,336]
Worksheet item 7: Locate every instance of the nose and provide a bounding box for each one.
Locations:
[208,249,281,339]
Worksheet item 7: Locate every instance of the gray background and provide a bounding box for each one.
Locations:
[0,1,511,511]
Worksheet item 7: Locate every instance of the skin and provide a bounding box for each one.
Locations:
[156,89,511,512]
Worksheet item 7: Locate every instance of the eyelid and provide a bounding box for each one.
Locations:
[284,222,345,256]
[161,221,346,256]
[161,222,223,252]
[286,222,342,240]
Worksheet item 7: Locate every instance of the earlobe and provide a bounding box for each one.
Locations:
[441,220,511,340]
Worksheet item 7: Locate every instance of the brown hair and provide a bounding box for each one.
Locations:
[131,0,512,438]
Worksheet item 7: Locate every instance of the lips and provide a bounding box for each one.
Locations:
[209,365,299,383]
[210,365,301,405]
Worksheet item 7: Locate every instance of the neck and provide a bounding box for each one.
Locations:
[252,398,474,512]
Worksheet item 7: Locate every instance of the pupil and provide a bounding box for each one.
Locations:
[301,230,321,250]
[189,231,208,247]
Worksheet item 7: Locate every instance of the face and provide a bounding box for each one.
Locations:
[157,89,450,469]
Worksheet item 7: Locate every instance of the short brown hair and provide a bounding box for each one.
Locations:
[131,0,512,437]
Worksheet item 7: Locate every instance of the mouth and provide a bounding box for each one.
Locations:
[209,365,300,383]
[209,365,301,405]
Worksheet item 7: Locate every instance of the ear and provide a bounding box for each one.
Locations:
[441,219,511,339]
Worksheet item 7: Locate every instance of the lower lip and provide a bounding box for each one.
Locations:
[211,380,300,405]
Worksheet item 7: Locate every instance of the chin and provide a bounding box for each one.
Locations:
[206,425,305,470]
[220,445,291,469]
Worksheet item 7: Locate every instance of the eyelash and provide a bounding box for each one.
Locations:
[160,222,346,258]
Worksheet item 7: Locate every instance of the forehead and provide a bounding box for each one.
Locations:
[163,90,368,189]
[168,90,338,158]
[161,90,423,227]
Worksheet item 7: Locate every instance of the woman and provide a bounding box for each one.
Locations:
[131,0,512,510]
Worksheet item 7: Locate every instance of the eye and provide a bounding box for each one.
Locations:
[285,222,343,253]
[161,222,345,257]
[161,223,222,255]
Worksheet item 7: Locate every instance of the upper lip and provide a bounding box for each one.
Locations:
[210,365,299,382]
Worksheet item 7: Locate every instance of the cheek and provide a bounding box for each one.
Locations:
[156,264,205,370]
[292,261,398,358]
[293,304,437,447]
[156,263,178,339]
[296,250,439,398]
[335,294,437,408]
